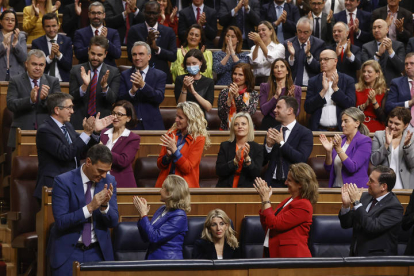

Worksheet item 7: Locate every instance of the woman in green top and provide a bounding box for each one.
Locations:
[170,24,213,82]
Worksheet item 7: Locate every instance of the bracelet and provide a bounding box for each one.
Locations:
[181,91,187,94]
[403,143,412,149]
[262,200,271,205]
[375,53,381,58]
[337,150,344,155]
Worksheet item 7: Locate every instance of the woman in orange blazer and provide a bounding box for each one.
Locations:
[156,101,211,188]
[254,163,319,258]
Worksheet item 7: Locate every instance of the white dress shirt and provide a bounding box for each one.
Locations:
[249,41,285,77]
[46,34,63,81]
[319,78,338,127]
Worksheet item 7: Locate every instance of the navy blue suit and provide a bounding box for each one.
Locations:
[305,72,356,131]
[328,44,362,81]
[385,76,411,114]
[283,35,326,86]
[261,2,300,42]
[263,122,313,187]
[119,67,166,130]
[73,26,122,67]
[407,37,414,54]
[31,34,73,82]
[47,168,118,271]
[126,23,177,84]
[333,9,372,48]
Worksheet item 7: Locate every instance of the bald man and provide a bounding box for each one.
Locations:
[361,19,405,86]
[305,49,356,131]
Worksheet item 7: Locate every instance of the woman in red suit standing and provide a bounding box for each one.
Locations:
[101,100,141,187]
[355,60,387,132]
[157,0,178,45]
[254,163,319,258]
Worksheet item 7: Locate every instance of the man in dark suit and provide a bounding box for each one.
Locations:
[371,0,413,45]
[284,17,326,87]
[329,21,362,81]
[119,42,166,130]
[127,1,177,84]
[62,0,92,40]
[104,0,146,45]
[333,0,372,48]
[73,1,122,67]
[6,49,60,148]
[309,0,334,44]
[261,0,300,44]
[407,37,414,53]
[361,19,405,86]
[31,13,73,82]
[178,0,218,48]
[218,0,261,48]
[48,144,118,276]
[305,49,356,131]
[358,0,387,12]
[34,93,113,202]
[263,96,313,187]
[70,36,120,130]
[339,165,403,256]
[385,53,414,122]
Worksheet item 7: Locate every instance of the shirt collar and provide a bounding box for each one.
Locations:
[27,73,40,84]
[80,164,93,185]
[283,119,297,131]
[408,77,414,83]
[375,192,390,202]
[50,116,64,128]
[88,62,104,73]
[192,3,204,12]
[387,5,399,13]
[312,12,322,18]
[104,127,131,138]
[346,9,357,17]
[145,21,158,30]
[137,65,149,74]
[46,34,58,42]
[91,25,103,34]
[274,1,285,8]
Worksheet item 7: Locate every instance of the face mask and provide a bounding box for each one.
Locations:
[186,65,200,75]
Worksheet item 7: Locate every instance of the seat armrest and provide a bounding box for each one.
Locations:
[7,211,21,221]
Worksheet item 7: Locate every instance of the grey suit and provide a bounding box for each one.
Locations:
[312,13,334,45]
[0,32,27,81]
[361,40,405,86]
[69,62,120,130]
[370,130,414,189]
[6,73,60,148]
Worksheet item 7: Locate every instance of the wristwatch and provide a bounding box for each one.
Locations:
[352,200,360,206]
[244,156,251,163]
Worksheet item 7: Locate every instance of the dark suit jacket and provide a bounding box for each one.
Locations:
[127,23,177,83]
[385,76,411,114]
[6,73,60,148]
[333,9,373,48]
[263,122,313,186]
[47,168,119,268]
[62,4,82,40]
[100,128,141,188]
[361,40,405,86]
[305,72,356,131]
[104,0,145,45]
[339,192,403,256]
[406,37,414,54]
[358,0,387,12]
[0,31,27,80]
[69,62,120,130]
[402,190,414,255]
[283,35,326,85]
[261,2,300,43]
[215,141,263,188]
[328,43,362,81]
[312,12,334,45]
[192,238,241,259]
[73,26,121,67]
[31,34,73,82]
[119,67,166,130]
[178,5,218,48]
[8,0,25,12]
[34,117,98,200]
[372,6,413,45]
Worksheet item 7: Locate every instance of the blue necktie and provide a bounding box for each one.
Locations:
[236,5,244,38]
[294,43,305,86]
[61,125,72,144]
[276,5,284,43]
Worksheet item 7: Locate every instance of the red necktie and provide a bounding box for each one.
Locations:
[125,2,130,43]
[33,79,40,129]
[196,7,200,22]
[341,47,344,62]
[95,29,99,36]
[349,13,355,45]
[88,69,98,116]
[410,80,414,126]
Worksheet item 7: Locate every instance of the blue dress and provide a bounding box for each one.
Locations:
[213,51,250,85]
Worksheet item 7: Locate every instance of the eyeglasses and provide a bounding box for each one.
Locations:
[111,111,127,117]
[311,2,324,5]
[2,18,15,23]
[320,57,336,62]
[58,105,74,110]
[89,11,104,16]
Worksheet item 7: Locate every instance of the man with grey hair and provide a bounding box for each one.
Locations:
[6,49,60,148]
[283,16,326,87]
[328,21,361,81]
[119,41,167,130]
[73,1,121,67]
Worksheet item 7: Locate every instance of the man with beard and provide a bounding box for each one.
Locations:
[73,1,121,67]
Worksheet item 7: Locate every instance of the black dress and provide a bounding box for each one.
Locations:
[192,238,240,259]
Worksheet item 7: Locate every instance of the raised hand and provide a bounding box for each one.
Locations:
[2,32,11,46]
[335,43,343,57]
[347,183,362,203]
[160,133,177,155]
[331,71,339,91]
[235,145,243,162]
[12,28,20,46]
[39,84,50,100]
[385,13,393,27]
[385,126,393,147]
[30,86,39,103]
[307,11,312,20]
[32,2,40,16]
[198,12,206,26]
[200,45,205,53]
[133,196,150,217]
[52,0,61,12]
[404,130,413,147]
[88,184,110,213]
[333,134,343,152]
[183,76,194,89]
[341,184,351,208]
[327,10,333,23]
[180,46,187,57]
[248,31,261,44]
[253,177,272,202]
[287,85,295,97]
[395,17,404,33]
[367,89,376,102]
[100,70,110,88]
[354,18,360,32]
[322,72,329,92]
[170,7,178,22]
[101,27,108,38]
[101,183,114,206]
[94,112,114,132]
[243,143,250,158]
[305,39,311,55]
[266,128,278,147]
[74,0,82,16]
[80,67,91,86]
[345,39,352,57]
[319,134,333,153]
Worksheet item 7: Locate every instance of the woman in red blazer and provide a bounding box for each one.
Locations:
[156,101,211,188]
[254,163,319,258]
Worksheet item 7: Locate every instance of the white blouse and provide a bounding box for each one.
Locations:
[104,128,131,151]
[249,41,285,77]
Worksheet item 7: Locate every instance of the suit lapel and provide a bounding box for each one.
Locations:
[73,168,86,206]
[48,118,70,144]
[286,123,299,144]
[42,36,50,55]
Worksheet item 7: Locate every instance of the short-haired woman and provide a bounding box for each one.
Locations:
[134,175,191,259]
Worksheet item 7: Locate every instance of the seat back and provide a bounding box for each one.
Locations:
[307,157,330,188]
[251,110,263,130]
[112,221,149,261]
[2,108,13,175]
[183,217,206,259]
[161,109,177,130]
[199,156,218,188]
[308,216,353,257]
[10,156,39,241]
[205,109,221,130]
[134,156,159,187]
[239,216,265,258]
[398,224,413,255]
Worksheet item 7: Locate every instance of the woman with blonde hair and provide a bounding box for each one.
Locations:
[355,60,387,132]
[156,101,211,188]
[254,163,318,258]
[23,0,59,43]
[320,107,372,188]
[216,112,263,187]
[134,174,191,259]
[193,209,240,259]
[248,20,285,85]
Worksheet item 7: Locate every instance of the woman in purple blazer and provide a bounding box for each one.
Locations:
[101,100,140,188]
[319,107,372,188]
[259,58,301,130]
